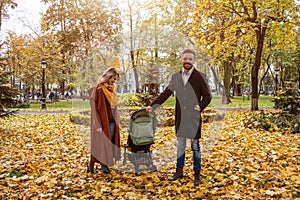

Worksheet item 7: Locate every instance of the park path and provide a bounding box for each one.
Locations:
[15,107,275,115]
[16,110,70,114]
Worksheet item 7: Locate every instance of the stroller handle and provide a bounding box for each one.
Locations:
[129,108,156,133]
[131,108,155,119]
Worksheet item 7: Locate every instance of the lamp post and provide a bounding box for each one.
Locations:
[275,67,280,96]
[41,59,47,109]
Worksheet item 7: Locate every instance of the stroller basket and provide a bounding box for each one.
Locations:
[123,108,157,173]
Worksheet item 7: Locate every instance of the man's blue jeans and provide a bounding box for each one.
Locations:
[176,137,201,171]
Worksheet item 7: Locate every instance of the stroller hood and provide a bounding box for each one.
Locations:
[129,108,156,146]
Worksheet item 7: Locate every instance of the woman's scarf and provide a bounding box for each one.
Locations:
[99,83,118,108]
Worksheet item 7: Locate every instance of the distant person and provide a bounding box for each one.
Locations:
[49,91,54,101]
[87,67,121,174]
[65,92,70,101]
[146,49,212,186]
[36,91,41,100]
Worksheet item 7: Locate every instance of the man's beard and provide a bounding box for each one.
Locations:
[183,63,193,70]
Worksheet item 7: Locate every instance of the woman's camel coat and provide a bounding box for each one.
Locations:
[88,86,121,166]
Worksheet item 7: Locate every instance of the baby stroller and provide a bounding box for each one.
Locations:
[123,108,157,173]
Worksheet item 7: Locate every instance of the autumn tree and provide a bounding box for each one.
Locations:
[122,0,201,93]
[41,0,122,95]
[76,51,122,95]
[4,34,35,98]
[141,0,207,86]
[191,0,299,110]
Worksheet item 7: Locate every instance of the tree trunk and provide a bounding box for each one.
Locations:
[234,84,242,96]
[130,49,140,93]
[219,20,231,103]
[128,2,139,93]
[0,2,3,31]
[251,27,267,110]
[32,84,35,100]
[60,81,65,98]
[132,64,139,93]
[211,66,222,95]
[298,65,300,90]
[222,61,232,104]
[259,54,271,95]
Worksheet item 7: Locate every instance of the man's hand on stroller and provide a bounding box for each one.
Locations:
[146,106,152,112]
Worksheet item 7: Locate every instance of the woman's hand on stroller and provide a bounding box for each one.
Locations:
[146,106,152,112]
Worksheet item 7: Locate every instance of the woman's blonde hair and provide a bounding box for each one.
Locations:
[98,67,120,85]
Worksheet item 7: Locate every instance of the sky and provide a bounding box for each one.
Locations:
[1,0,47,39]
[1,0,300,39]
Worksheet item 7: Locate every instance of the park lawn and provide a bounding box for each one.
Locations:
[0,111,299,199]
[17,99,90,111]
[18,100,74,111]
[18,94,275,112]
[210,95,275,109]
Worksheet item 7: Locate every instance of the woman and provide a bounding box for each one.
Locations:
[87,67,121,174]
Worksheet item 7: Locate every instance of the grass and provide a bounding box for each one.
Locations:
[18,100,74,111]
[161,94,275,109]
[210,95,275,109]
[18,94,275,111]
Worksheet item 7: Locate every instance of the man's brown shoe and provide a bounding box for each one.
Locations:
[168,168,183,181]
[194,170,201,186]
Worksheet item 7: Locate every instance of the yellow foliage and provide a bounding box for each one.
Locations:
[111,57,121,69]
[0,111,299,199]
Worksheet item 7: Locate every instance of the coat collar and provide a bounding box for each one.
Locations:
[181,66,195,76]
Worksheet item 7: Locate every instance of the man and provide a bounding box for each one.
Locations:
[146,48,212,186]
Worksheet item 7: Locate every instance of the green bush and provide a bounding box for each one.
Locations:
[11,100,30,108]
[273,82,300,114]
[118,93,135,106]
[70,108,133,128]
[121,93,156,107]
[155,107,225,126]
[243,110,300,133]
[126,94,142,107]
[135,93,157,107]
[69,111,90,126]
[69,112,75,122]
[118,93,155,107]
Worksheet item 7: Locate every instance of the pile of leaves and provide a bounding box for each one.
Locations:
[243,110,300,133]
[0,111,299,199]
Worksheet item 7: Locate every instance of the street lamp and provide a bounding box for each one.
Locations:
[274,67,280,96]
[41,59,47,109]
